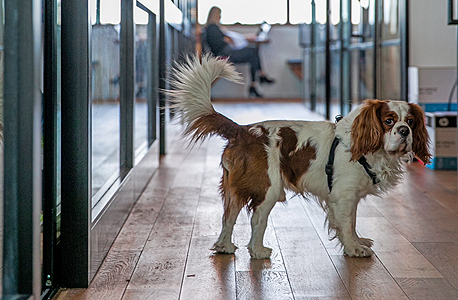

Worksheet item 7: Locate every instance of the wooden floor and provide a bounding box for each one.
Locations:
[54,102,458,300]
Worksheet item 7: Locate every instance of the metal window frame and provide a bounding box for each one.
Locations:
[121,0,135,172]
[60,0,91,287]
[42,0,61,296]
[2,0,43,298]
[159,0,167,155]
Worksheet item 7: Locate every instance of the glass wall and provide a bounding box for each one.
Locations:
[134,5,152,163]
[2,0,195,295]
[300,0,406,118]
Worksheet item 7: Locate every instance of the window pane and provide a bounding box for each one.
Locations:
[91,0,121,201]
[198,0,287,24]
[134,6,150,162]
[380,45,401,100]
[382,0,399,39]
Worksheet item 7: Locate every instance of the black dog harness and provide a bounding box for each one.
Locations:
[325,116,380,192]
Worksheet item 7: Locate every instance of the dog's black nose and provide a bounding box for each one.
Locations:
[398,125,410,137]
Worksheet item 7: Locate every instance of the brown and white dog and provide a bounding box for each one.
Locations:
[168,54,431,259]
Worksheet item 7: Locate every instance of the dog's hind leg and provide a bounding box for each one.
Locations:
[212,196,242,254]
[212,167,242,254]
[247,187,280,259]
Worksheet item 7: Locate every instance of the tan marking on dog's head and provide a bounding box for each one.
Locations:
[350,100,388,161]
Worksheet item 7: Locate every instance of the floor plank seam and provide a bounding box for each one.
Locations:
[270,218,298,300]
[178,144,209,300]
[373,251,412,300]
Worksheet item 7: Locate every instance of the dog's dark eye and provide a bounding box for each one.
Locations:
[384,119,394,126]
[407,119,413,126]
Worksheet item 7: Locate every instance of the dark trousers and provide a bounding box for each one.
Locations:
[222,46,261,83]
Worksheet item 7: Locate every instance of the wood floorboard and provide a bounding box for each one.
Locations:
[275,227,351,299]
[413,242,458,290]
[396,278,458,300]
[180,236,236,300]
[54,102,458,300]
[330,255,409,299]
[236,270,294,300]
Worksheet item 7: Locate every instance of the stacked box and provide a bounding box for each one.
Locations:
[425,111,457,170]
[408,67,457,112]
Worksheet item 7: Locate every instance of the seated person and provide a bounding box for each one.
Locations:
[203,6,274,98]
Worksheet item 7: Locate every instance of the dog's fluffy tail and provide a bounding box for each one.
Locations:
[168,53,245,142]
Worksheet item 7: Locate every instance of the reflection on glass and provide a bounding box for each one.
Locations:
[382,0,399,39]
[330,50,341,118]
[315,51,326,116]
[381,46,401,100]
[351,49,374,103]
[351,50,361,103]
[91,0,121,201]
[303,48,311,107]
[134,6,150,162]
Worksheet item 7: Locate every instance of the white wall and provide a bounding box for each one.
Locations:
[211,25,302,98]
[409,0,457,67]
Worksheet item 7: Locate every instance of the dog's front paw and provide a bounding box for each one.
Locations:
[248,245,272,259]
[212,242,237,254]
[344,243,373,257]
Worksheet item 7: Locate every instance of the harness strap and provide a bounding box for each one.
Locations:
[325,137,380,192]
[357,156,380,185]
[325,137,340,192]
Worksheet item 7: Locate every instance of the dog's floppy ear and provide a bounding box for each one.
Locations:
[408,103,432,165]
[350,99,385,161]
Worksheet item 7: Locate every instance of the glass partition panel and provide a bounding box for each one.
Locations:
[302,48,312,108]
[315,50,326,115]
[350,49,362,103]
[314,20,327,116]
[353,48,375,101]
[380,45,401,100]
[134,5,150,162]
[382,0,399,40]
[91,0,121,202]
[330,49,341,118]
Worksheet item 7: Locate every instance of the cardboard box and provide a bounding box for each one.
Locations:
[408,67,457,112]
[425,111,457,170]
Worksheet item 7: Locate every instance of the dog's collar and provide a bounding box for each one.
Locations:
[325,137,380,192]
